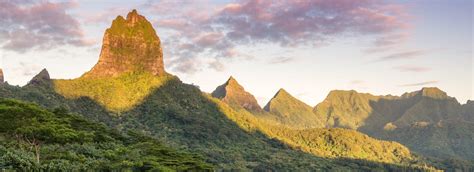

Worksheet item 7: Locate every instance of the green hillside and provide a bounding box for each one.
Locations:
[0,99,212,171]
[313,88,473,162]
[263,89,325,128]
[0,76,442,171]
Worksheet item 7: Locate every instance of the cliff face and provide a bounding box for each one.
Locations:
[84,10,165,77]
[0,69,3,83]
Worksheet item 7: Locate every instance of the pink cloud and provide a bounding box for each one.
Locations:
[146,0,410,73]
[0,0,90,53]
[394,65,431,72]
[399,81,439,87]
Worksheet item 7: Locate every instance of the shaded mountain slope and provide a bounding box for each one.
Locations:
[263,89,324,128]
[379,119,474,161]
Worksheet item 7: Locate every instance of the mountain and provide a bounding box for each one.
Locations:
[26,69,52,88]
[53,10,172,112]
[84,9,165,77]
[313,87,473,161]
[263,89,324,129]
[211,76,263,113]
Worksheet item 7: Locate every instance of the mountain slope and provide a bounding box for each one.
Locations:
[263,89,324,128]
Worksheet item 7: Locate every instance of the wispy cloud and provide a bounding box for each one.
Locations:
[144,0,409,74]
[372,50,424,62]
[393,65,431,72]
[267,56,295,64]
[0,0,92,53]
[399,80,439,87]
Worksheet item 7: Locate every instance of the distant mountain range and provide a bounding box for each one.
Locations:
[0,10,472,171]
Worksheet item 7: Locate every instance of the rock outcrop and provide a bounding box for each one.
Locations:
[84,10,165,77]
[0,69,3,83]
[212,76,263,113]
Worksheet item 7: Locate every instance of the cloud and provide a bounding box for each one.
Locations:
[208,60,225,71]
[399,80,439,87]
[146,0,409,74]
[372,50,424,62]
[393,65,431,72]
[0,0,91,53]
[267,56,295,64]
[84,7,130,24]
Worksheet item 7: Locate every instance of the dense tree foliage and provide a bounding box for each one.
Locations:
[0,99,212,171]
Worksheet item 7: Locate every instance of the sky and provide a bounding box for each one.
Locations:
[0,0,472,106]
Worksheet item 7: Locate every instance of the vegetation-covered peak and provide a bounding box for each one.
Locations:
[85,9,165,77]
[26,69,51,87]
[467,100,474,105]
[211,76,262,112]
[263,88,324,128]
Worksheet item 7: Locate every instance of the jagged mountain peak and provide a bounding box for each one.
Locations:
[84,9,165,78]
[27,69,51,87]
[263,88,324,128]
[467,100,474,105]
[272,88,291,98]
[402,87,450,100]
[211,76,262,112]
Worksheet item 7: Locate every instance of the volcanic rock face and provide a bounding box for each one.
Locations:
[212,76,263,113]
[0,69,3,83]
[85,10,165,77]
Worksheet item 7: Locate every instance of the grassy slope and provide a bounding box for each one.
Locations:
[54,72,173,113]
